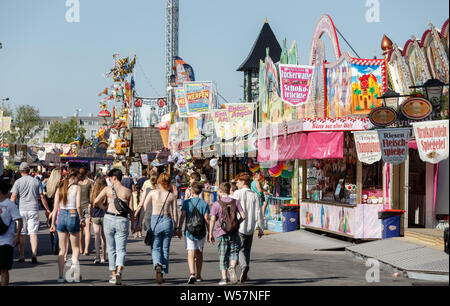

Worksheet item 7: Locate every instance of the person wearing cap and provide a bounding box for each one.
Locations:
[10,162,51,264]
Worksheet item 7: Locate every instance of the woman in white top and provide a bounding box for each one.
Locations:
[50,168,84,283]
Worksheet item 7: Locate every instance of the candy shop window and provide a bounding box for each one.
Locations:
[305,132,358,204]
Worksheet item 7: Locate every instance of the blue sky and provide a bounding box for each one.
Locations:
[0,0,448,116]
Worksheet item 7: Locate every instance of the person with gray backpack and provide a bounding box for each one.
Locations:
[177,182,210,284]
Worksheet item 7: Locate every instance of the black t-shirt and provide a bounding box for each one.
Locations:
[137,177,148,190]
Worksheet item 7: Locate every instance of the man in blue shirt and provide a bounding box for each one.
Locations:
[177,182,210,284]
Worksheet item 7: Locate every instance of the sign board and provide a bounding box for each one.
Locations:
[213,103,255,140]
[279,64,314,106]
[400,97,433,120]
[175,87,189,118]
[353,130,382,164]
[369,107,397,127]
[183,82,212,115]
[412,120,449,164]
[377,128,410,165]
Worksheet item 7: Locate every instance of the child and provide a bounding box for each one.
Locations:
[0,181,23,286]
[184,172,202,201]
[177,182,210,284]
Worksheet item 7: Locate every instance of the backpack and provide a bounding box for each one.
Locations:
[186,198,206,237]
[219,199,239,234]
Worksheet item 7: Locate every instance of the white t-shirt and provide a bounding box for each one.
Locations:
[233,188,265,235]
[0,199,22,246]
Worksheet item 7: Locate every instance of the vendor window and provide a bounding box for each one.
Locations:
[305,132,357,204]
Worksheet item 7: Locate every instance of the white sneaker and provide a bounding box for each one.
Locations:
[228,267,238,285]
[115,272,122,285]
[219,279,228,285]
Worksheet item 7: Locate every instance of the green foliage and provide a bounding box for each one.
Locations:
[5,163,18,172]
[45,117,86,144]
[4,105,43,144]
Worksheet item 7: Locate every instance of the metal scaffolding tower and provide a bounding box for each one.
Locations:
[165,0,179,91]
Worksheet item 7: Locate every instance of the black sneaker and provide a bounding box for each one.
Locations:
[31,257,38,264]
[18,258,25,263]
[188,275,196,285]
[240,267,249,284]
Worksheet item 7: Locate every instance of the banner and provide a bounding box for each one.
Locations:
[327,60,352,118]
[213,103,255,140]
[412,120,449,164]
[132,97,168,128]
[174,57,195,86]
[353,131,382,164]
[175,87,189,118]
[279,65,313,107]
[377,128,410,165]
[184,82,212,115]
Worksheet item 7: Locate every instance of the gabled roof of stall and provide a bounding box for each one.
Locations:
[237,20,282,72]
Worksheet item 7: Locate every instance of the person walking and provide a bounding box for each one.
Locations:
[0,180,23,286]
[177,182,210,284]
[93,169,134,285]
[121,171,134,192]
[234,172,265,283]
[135,174,158,234]
[44,168,62,255]
[184,172,202,201]
[137,173,178,284]
[10,162,51,264]
[50,169,83,283]
[208,183,246,285]
[90,175,108,264]
[78,168,93,256]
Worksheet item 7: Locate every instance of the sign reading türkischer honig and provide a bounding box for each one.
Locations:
[353,131,381,165]
[412,120,449,164]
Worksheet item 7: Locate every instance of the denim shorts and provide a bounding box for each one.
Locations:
[56,209,81,234]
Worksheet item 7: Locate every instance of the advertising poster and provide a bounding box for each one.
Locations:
[353,130,382,165]
[184,82,212,115]
[327,60,352,118]
[279,64,313,107]
[175,87,189,118]
[132,97,168,128]
[377,128,411,165]
[412,120,449,164]
[213,103,255,140]
[262,56,279,125]
[350,63,384,115]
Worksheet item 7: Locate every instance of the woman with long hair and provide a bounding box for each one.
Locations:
[135,174,158,233]
[90,175,108,264]
[50,168,83,283]
[137,173,178,284]
[78,167,93,255]
[44,168,62,255]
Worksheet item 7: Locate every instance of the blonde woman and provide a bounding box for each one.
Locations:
[44,168,62,255]
[50,169,83,283]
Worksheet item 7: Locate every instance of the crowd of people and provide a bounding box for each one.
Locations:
[0,162,268,286]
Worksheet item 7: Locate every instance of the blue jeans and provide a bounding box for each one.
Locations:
[150,215,173,274]
[103,214,129,271]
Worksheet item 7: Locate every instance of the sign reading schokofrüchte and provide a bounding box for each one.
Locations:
[279,64,314,107]
[412,120,449,164]
[377,128,411,165]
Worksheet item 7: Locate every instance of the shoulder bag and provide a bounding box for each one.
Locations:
[111,185,132,217]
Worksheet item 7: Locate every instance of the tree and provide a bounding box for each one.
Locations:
[45,117,86,144]
[5,105,43,144]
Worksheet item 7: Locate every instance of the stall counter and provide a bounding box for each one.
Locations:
[300,201,384,239]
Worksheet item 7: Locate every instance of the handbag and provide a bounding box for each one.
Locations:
[145,191,171,247]
[111,186,132,217]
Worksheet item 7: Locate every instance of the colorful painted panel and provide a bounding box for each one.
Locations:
[407,44,430,87]
[350,62,384,115]
[425,34,449,84]
[326,59,352,118]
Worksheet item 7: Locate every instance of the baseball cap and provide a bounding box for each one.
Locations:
[19,162,30,171]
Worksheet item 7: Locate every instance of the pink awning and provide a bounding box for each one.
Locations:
[257,132,344,162]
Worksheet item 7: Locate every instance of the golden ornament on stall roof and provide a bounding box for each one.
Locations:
[381,35,393,52]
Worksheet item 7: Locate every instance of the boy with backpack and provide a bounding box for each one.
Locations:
[209,183,246,285]
[177,182,210,284]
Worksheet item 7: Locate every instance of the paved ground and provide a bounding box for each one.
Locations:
[8,210,447,286]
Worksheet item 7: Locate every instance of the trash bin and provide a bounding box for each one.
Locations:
[378,210,405,239]
[281,204,300,232]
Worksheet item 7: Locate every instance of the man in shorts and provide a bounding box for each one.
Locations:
[10,162,51,264]
[0,180,23,286]
[177,182,210,284]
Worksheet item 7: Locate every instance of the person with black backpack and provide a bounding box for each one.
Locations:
[177,182,210,284]
[209,183,246,285]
